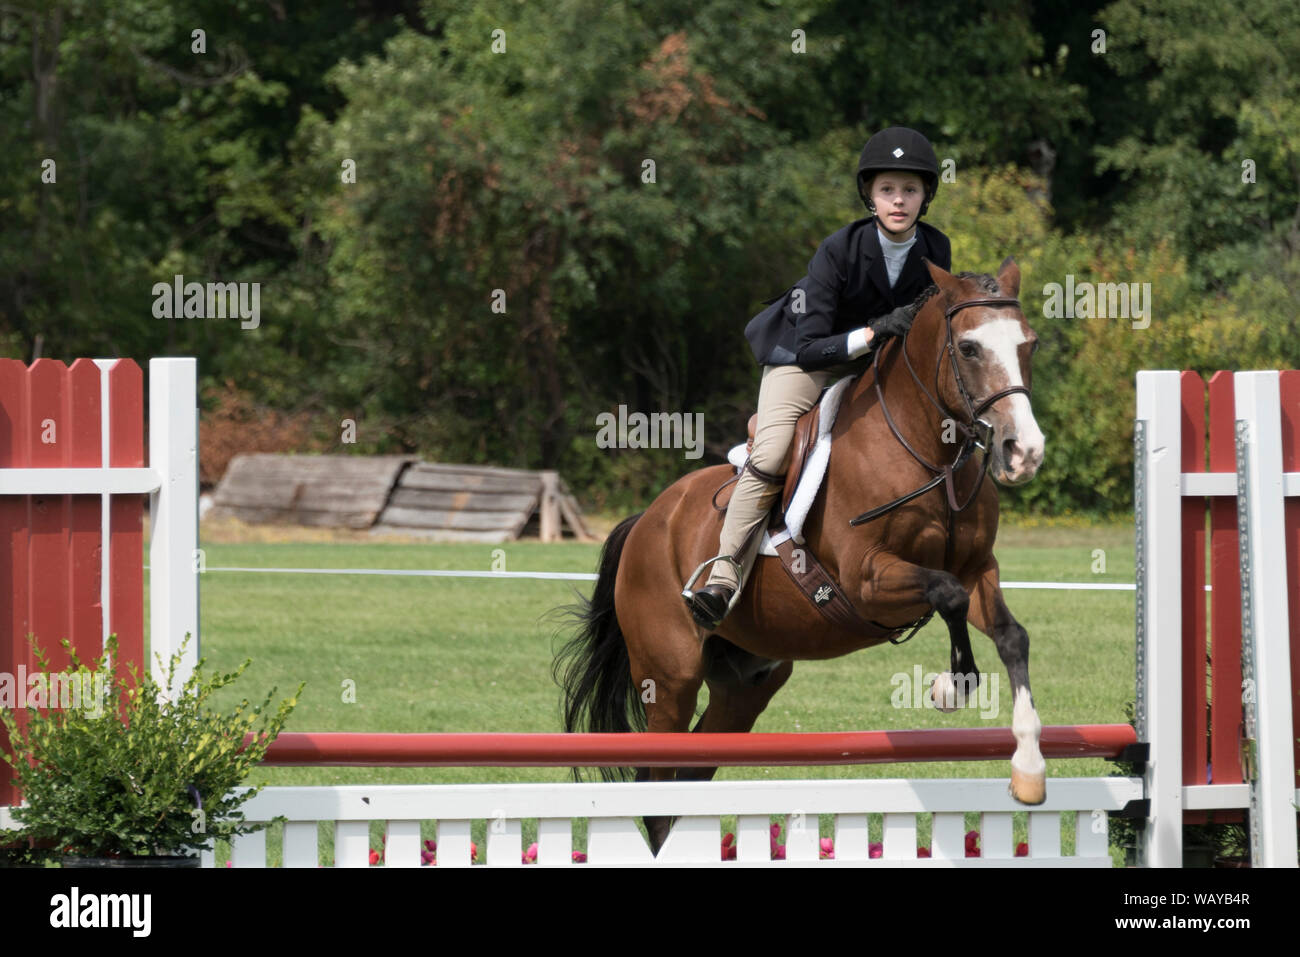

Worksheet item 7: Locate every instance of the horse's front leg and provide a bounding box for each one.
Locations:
[860,556,981,712]
[966,558,1045,805]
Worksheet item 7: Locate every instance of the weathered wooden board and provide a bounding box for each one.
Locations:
[387,488,540,513]
[208,453,592,541]
[209,454,416,528]
[397,466,543,495]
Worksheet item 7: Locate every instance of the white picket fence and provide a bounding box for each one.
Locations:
[214,777,1141,867]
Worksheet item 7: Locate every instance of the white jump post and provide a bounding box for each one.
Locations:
[1233,372,1298,867]
[147,358,200,697]
[1135,371,1183,867]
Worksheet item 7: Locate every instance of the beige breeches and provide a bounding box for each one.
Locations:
[705,364,833,590]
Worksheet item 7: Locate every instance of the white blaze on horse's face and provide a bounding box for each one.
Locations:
[959,319,1045,484]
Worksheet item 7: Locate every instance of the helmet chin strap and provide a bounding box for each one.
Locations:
[874,213,919,239]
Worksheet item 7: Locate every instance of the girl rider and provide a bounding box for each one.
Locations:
[684,127,952,629]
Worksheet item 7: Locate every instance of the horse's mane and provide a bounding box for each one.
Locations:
[903,272,1002,319]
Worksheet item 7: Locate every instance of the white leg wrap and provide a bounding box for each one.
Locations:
[1010,686,1045,775]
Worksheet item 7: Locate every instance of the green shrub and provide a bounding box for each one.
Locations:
[0,634,302,862]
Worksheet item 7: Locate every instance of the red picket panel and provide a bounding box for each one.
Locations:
[0,359,31,808]
[67,360,103,676]
[108,360,144,684]
[27,360,74,679]
[0,359,147,806]
[1179,371,1208,800]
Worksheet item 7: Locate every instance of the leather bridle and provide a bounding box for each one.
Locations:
[850,294,1029,527]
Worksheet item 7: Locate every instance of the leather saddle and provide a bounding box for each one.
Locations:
[744,402,822,520]
[713,391,930,643]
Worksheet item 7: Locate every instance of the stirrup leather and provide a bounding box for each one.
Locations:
[681,554,745,618]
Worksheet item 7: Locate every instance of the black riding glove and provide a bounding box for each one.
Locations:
[868,306,913,340]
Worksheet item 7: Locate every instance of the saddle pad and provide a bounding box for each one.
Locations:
[724,374,855,555]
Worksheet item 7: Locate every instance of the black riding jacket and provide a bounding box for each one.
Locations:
[744,216,952,370]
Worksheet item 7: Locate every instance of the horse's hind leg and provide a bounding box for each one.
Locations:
[678,655,795,785]
[635,649,794,856]
[627,638,706,856]
[967,560,1045,805]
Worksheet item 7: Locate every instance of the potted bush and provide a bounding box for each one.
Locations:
[0,633,302,867]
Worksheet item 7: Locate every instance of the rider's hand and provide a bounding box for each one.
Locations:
[868,306,913,339]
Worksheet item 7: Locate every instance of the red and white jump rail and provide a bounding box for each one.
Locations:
[1136,370,1300,868]
[0,358,198,806]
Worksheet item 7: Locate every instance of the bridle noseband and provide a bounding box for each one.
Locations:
[850,294,1030,527]
[937,296,1031,430]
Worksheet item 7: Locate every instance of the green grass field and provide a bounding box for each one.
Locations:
[151,522,1140,863]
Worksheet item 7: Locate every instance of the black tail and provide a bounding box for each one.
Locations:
[551,512,644,782]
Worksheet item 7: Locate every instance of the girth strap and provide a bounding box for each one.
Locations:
[770,523,934,644]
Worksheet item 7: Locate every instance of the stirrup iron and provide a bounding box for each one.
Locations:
[681,554,745,617]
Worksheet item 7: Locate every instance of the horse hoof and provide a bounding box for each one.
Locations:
[927,672,963,713]
[1010,768,1046,805]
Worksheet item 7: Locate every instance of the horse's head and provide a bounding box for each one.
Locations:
[914,258,1044,485]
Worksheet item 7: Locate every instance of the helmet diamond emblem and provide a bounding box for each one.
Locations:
[892,147,905,158]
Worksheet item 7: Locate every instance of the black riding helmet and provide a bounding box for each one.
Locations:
[857,127,940,217]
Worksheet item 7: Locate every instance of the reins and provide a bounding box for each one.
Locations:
[850,295,1028,530]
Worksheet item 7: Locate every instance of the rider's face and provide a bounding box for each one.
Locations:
[870,172,924,241]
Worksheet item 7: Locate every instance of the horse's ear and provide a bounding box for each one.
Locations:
[996,256,1021,298]
[924,258,956,290]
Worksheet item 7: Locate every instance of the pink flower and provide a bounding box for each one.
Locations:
[869,842,882,859]
[571,851,587,863]
[1015,842,1028,857]
[421,850,436,865]
[917,847,931,858]
[770,823,786,860]
[424,840,437,852]
[471,841,478,863]
[965,830,980,858]
[224,860,232,868]
[523,842,538,864]
[819,837,835,859]
[368,850,380,865]
[721,832,736,860]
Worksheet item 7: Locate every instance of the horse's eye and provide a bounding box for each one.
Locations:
[959,342,979,359]
[1030,339,1040,354]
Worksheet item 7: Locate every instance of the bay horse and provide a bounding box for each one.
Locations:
[554,258,1046,855]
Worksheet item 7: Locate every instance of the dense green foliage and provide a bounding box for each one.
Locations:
[1,0,1296,514]
[0,634,301,861]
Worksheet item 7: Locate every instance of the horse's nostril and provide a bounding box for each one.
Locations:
[1002,437,1019,460]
